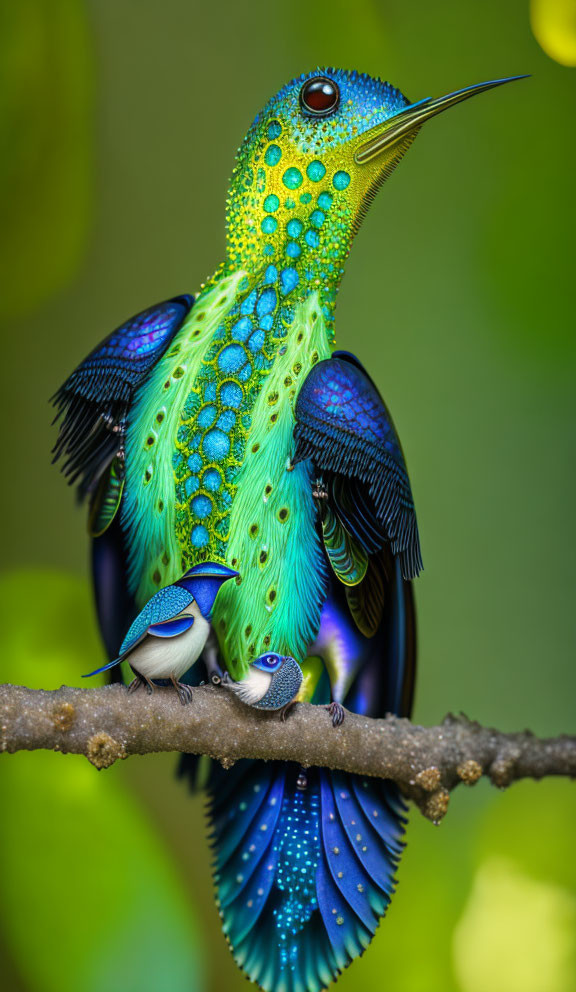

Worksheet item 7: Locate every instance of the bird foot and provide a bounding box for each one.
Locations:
[279,700,298,722]
[170,676,193,706]
[127,673,154,695]
[326,701,345,727]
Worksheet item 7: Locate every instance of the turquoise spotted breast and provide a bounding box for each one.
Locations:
[122,119,367,679]
[166,263,333,679]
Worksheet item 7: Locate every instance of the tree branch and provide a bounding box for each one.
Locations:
[1,683,574,821]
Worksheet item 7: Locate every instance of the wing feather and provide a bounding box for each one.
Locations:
[148,615,195,638]
[52,294,193,672]
[52,294,193,499]
[294,355,422,579]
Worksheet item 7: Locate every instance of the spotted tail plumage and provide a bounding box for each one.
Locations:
[179,552,415,992]
[191,761,405,992]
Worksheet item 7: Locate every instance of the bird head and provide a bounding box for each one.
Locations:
[226,68,525,304]
[176,562,239,619]
[228,653,303,711]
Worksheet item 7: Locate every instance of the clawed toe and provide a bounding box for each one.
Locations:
[171,677,193,706]
[326,701,345,727]
[279,700,297,722]
[128,674,154,695]
[177,684,193,705]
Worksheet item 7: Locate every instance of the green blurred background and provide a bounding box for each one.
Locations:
[1,1,575,989]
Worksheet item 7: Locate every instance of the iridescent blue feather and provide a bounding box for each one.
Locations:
[202,760,406,992]
[118,585,193,656]
[293,356,422,579]
[52,294,193,497]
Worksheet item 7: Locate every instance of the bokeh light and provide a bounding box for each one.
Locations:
[531,0,576,66]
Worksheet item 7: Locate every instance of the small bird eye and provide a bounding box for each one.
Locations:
[300,76,340,118]
[266,655,277,666]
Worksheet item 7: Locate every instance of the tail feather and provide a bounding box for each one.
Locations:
[182,522,416,992]
[82,656,121,677]
[222,838,282,948]
[351,775,406,854]
[211,765,278,870]
[206,761,407,992]
[330,771,401,887]
[315,844,372,968]
[319,772,387,928]
[218,773,286,907]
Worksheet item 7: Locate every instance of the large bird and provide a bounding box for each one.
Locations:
[53,67,524,992]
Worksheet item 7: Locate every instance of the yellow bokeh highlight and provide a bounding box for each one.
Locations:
[531,0,576,66]
[453,856,576,992]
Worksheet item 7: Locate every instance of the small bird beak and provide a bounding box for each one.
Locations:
[355,76,529,165]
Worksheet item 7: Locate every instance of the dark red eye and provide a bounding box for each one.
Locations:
[300,76,340,117]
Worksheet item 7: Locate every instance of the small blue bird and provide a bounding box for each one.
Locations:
[84,562,238,703]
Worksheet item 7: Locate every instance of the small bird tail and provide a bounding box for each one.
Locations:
[82,656,122,678]
[192,758,406,992]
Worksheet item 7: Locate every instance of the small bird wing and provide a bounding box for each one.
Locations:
[118,586,194,659]
[52,294,193,503]
[82,591,195,678]
[147,615,195,638]
[293,352,422,581]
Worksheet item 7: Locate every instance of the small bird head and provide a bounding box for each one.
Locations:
[226,68,526,299]
[176,562,239,619]
[228,653,303,711]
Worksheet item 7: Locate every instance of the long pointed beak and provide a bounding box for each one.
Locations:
[355,76,529,165]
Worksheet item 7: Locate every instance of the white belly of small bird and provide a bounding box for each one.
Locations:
[127,605,209,681]
[229,666,272,705]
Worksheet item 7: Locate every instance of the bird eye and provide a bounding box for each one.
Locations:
[265,655,277,667]
[300,76,340,118]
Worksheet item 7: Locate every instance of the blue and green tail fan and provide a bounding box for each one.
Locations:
[179,548,415,992]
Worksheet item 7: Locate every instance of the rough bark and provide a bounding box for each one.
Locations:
[1,683,574,821]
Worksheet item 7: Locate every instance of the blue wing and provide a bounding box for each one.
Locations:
[148,616,195,638]
[52,293,194,670]
[83,585,194,677]
[52,294,193,500]
[293,352,422,580]
[118,586,194,657]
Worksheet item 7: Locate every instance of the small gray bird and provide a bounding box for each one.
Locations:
[226,651,303,717]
